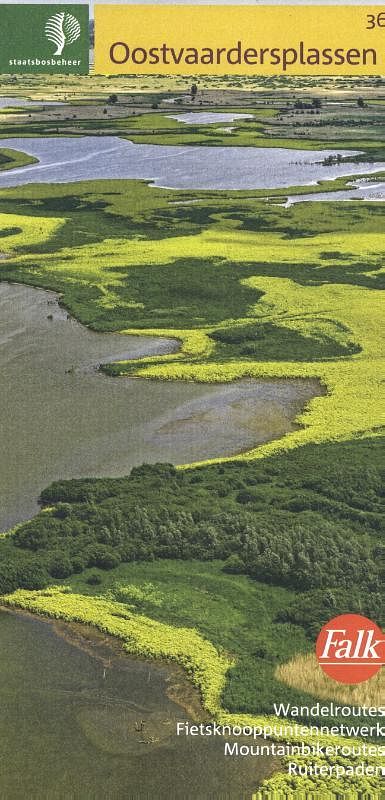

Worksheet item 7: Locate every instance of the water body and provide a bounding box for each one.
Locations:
[0,609,276,799]
[286,177,385,204]
[0,282,319,530]
[0,135,383,190]
[0,96,62,108]
[167,112,254,124]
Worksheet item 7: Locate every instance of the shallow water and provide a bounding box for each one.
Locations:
[286,176,385,204]
[0,282,319,530]
[167,111,254,124]
[0,609,276,799]
[0,96,62,108]
[0,135,382,190]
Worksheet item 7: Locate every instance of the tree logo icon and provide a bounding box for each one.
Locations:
[45,12,81,56]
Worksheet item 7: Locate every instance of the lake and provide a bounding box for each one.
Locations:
[167,112,254,124]
[0,608,277,799]
[286,176,385,204]
[0,135,383,190]
[0,96,63,108]
[0,282,320,531]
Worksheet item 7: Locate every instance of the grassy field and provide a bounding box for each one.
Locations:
[276,652,385,708]
[0,147,37,170]
[2,73,385,100]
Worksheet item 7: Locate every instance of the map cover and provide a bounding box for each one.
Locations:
[0,1,384,798]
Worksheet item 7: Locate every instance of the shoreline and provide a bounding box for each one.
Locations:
[0,279,324,533]
[0,588,232,736]
[0,279,181,368]
[0,603,208,722]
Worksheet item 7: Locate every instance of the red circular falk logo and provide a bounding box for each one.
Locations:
[316,614,385,685]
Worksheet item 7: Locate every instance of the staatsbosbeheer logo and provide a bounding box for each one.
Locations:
[0,5,89,75]
[316,614,385,685]
[45,12,81,57]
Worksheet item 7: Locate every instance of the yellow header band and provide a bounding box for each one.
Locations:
[94,5,385,75]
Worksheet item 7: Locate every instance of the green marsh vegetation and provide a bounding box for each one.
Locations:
[1,437,384,711]
[112,105,385,157]
[0,431,383,793]
[0,147,37,170]
[0,179,383,462]
[2,436,385,795]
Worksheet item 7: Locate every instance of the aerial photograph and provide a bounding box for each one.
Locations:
[0,12,384,797]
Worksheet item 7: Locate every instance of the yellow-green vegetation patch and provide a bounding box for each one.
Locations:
[0,182,384,464]
[123,273,384,464]
[0,148,38,171]
[0,211,63,250]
